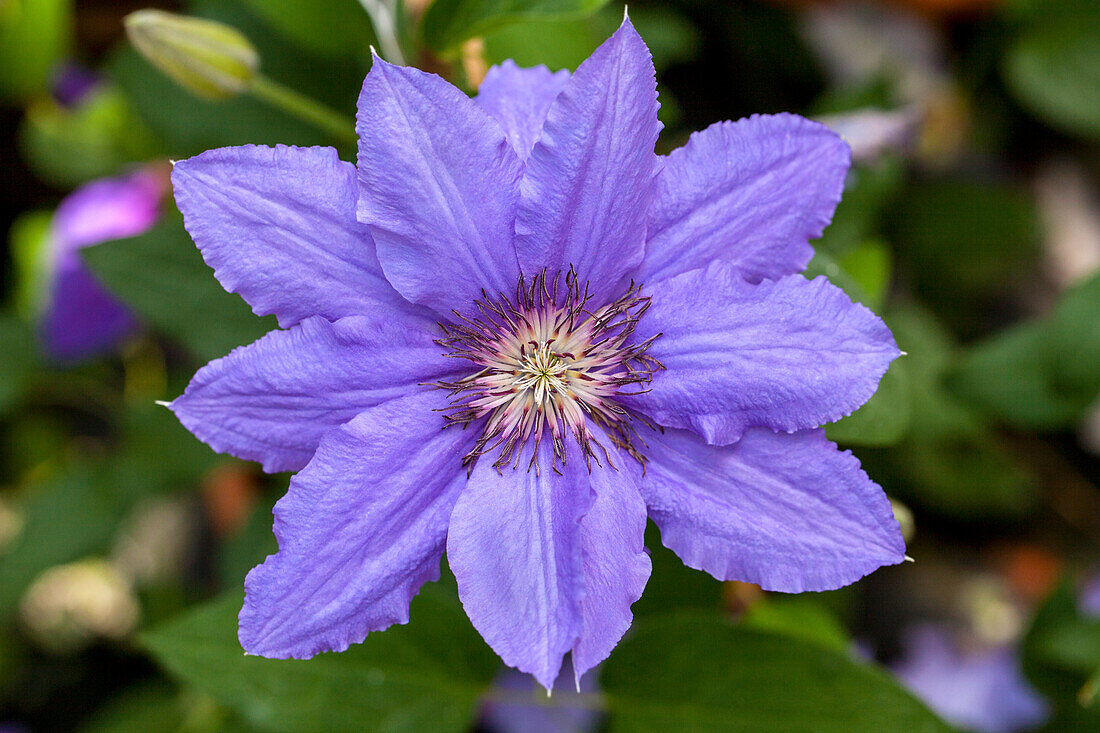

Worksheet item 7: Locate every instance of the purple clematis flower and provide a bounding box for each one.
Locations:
[40,168,163,361]
[893,626,1048,733]
[166,19,905,688]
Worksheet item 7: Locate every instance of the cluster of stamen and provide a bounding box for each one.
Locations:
[434,269,662,473]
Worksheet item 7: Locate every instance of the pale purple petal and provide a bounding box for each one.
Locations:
[356,59,523,314]
[169,313,454,473]
[42,169,163,360]
[635,114,850,286]
[447,440,588,690]
[475,61,570,160]
[172,145,417,328]
[893,626,1049,733]
[53,169,163,250]
[628,265,899,444]
[572,446,650,684]
[1080,572,1100,618]
[239,390,472,658]
[514,18,660,306]
[482,657,600,733]
[42,262,136,361]
[638,425,905,592]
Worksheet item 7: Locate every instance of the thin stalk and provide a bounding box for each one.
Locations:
[358,0,406,65]
[249,74,357,146]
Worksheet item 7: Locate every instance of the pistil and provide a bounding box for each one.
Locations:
[434,268,662,472]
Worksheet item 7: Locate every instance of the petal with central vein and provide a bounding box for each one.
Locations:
[172,145,417,328]
[356,59,523,315]
[640,425,905,592]
[627,264,899,445]
[169,313,456,473]
[448,440,588,690]
[239,390,474,658]
[514,18,660,307]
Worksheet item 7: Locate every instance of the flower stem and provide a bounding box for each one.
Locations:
[249,74,357,146]
[358,0,406,65]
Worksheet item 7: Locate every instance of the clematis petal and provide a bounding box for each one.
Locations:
[172,145,414,328]
[239,390,472,659]
[356,58,523,315]
[572,446,651,685]
[639,425,905,592]
[447,440,587,690]
[514,18,660,306]
[475,60,570,160]
[628,264,899,444]
[448,436,649,690]
[43,262,136,361]
[635,114,850,285]
[169,313,454,473]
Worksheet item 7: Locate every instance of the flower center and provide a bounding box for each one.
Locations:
[433,269,662,472]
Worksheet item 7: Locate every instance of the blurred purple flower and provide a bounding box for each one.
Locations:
[167,19,904,688]
[50,62,101,108]
[482,657,599,733]
[42,169,163,361]
[893,626,1048,733]
[1080,572,1100,617]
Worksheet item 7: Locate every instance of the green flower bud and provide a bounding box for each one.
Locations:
[124,9,259,100]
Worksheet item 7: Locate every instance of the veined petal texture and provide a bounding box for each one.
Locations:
[637,114,850,285]
[639,426,905,592]
[169,313,454,473]
[628,264,899,444]
[172,145,414,328]
[476,60,570,161]
[239,390,473,658]
[514,19,660,306]
[356,59,523,315]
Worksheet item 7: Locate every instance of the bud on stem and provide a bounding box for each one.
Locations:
[124,9,259,100]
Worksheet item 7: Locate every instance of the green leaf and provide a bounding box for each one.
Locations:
[814,158,904,257]
[740,597,850,652]
[0,313,38,416]
[806,242,911,447]
[482,15,602,70]
[0,0,72,102]
[423,0,611,56]
[1023,579,1100,708]
[859,305,1037,518]
[948,323,1089,429]
[218,497,278,589]
[9,208,53,319]
[948,273,1100,429]
[236,0,374,56]
[1005,9,1100,139]
[1045,272,1100,400]
[600,613,951,732]
[632,522,723,618]
[893,180,1038,336]
[18,85,162,188]
[805,239,892,312]
[141,585,499,733]
[81,215,275,363]
[827,358,911,447]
